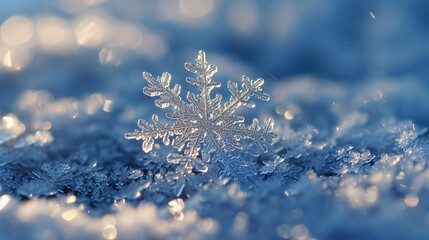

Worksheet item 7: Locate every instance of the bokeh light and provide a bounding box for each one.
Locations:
[75,12,110,47]
[1,16,34,46]
[37,16,78,53]
[179,0,213,18]
[228,2,259,35]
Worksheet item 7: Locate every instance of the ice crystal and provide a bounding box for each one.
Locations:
[125,50,277,176]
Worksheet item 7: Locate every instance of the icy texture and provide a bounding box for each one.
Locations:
[2,75,429,239]
[125,51,277,177]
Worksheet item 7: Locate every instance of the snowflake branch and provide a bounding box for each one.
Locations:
[185,50,220,118]
[143,72,189,111]
[220,117,277,152]
[213,76,269,122]
[125,114,198,153]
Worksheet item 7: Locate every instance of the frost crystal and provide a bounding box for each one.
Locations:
[125,50,277,175]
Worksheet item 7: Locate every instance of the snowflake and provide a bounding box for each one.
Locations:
[125,50,277,176]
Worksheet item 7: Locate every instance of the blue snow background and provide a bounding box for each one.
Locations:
[0,0,429,239]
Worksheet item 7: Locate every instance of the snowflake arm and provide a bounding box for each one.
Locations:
[219,117,277,152]
[124,114,198,153]
[213,75,270,123]
[142,72,188,111]
[184,50,221,120]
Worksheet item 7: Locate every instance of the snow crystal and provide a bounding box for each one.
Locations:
[125,50,277,177]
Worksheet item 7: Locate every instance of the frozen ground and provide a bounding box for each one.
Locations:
[1,0,429,239]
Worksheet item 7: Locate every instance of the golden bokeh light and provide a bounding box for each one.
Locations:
[284,111,294,120]
[37,17,67,45]
[168,198,185,221]
[75,13,110,47]
[99,47,127,66]
[66,195,77,204]
[103,225,117,239]
[112,23,142,49]
[179,0,213,18]
[61,209,79,221]
[228,2,259,35]
[103,100,114,112]
[0,195,11,211]
[1,48,30,71]
[404,194,419,208]
[0,113,26,143]
[36,16,78,53]
[1,16,34,46]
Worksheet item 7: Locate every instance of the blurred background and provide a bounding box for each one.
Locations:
[1,0,428,164]
[1,0,429,98]
[0,0,428,128]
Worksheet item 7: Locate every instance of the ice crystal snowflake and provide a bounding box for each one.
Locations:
[125,50,277,175]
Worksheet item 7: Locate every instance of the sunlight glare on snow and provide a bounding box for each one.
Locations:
[168,198,185,221]
[1,114,24,131]
[0,195,11,211]
[66,195,77,204]
[0,114,26,143]
[3,115,15,129]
